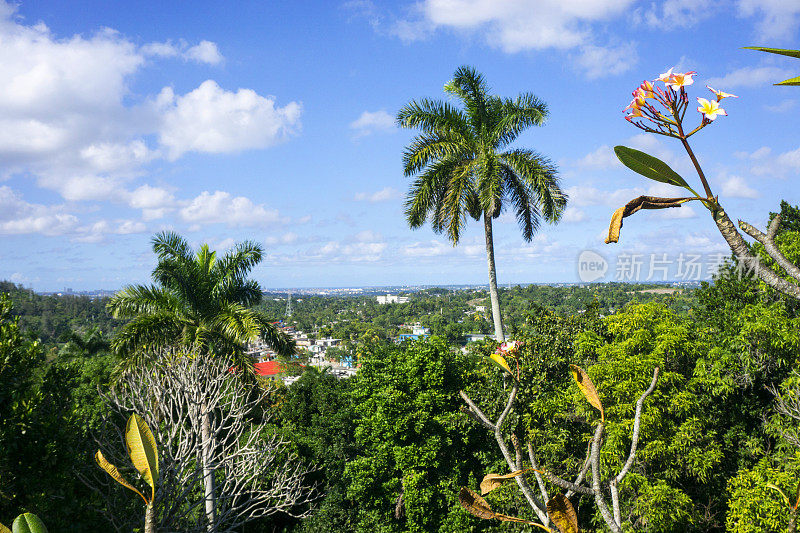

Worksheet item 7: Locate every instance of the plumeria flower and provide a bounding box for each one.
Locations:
[638,80,655,98]
[657,68,674,83]
[697,97,727,120]
[497,340,522,356]
[666,71,696,89]
[706,85,737,102]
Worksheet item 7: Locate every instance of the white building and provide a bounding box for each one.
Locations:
[377,294,409,304]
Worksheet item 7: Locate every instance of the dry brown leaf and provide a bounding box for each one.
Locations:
[459,487,496,520]
[480,469,529,495]
[570,365,604,422]
[605,196,687,244]
[547,493,580,533]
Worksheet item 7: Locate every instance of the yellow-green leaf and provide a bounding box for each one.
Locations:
[95,450,149,505]
[547,494,580,533]
[125,413,159,500]
[480,469,529,495]
[570,365,604,422]
[11,513,48,533]
[1,522,10,533]
[489,353,512,375]
[777,76,800,86]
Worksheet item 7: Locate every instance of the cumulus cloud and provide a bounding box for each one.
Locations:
[319,240,387,262]
[740,145,800,178]
[158,81,302,160]
[0,4,301,235]
[706,66,795,88]
[721,175,759,198]
[141,39,224,65]
[576,145,622,169]
[403,240,451,257]
[574,42,637,79]
[737,0,800,41]
[349,110,396,138]
[179,190,281,227]
[354,186,403,202]
[636,0,717,29]
[764,99,797,113]
[388,0,636,77]
[0,185,78,235]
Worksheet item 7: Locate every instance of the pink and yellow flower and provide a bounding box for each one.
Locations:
[496,340,522,356]
[706,85,737,102]
[697,97,727,120]
[666,71,696,89]
[656,68,674,83]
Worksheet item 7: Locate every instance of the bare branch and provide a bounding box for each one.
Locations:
[739,216,800,281]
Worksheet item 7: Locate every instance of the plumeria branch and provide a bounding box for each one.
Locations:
[460,346,660,532]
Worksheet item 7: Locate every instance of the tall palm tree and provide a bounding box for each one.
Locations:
[107,231,294,530]
[397,66,567,341]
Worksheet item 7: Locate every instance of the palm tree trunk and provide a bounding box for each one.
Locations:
[483,213,505,342]
[200,401,217,531]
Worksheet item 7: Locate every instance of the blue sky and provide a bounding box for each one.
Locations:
[0,0,798,291]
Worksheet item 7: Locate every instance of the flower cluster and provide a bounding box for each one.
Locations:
[623,69,736,138]
[496,340,522,356]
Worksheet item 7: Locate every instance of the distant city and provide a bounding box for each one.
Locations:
[35,280,706,299]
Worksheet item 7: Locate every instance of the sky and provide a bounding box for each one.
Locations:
[0,0,798,291]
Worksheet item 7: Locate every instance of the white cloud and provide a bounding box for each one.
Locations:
[765,99,797,113]
[721,175,759,198]
[179,190,281,227]
[577,145,621,169]
[0,185,78,235]
[73,219,148,243]
[403,240,451,257]
[706,66,795,88]
[562,207,587,223]
[575,42,637,79]
[0,4,301,234]
[185,41,224,65]
[408,0,635,53]
[565,185,646,208]
[744,145,800,178]
[737,0,800,41]
[319,240,387,262]
[637,0,716,29]
[386,0,637,78]
[350,110,396,138]
[158,81,302,160]
[141,39,224,65]
[354,186,403,202]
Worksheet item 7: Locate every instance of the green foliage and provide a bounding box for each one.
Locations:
[345,338,493,533]
[726,455,800,532]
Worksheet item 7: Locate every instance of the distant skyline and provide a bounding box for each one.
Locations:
[1,1,798,291]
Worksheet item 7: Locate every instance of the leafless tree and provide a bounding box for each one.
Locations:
[85,353,315,532]
[459,366,659,532]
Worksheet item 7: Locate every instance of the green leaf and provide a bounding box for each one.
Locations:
[743,47,800,60]
[11,514,48,533]
[614,146,689,188]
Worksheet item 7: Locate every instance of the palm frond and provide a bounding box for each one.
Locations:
[491,93,549,148]
[502,165,541,241]
[500,149,566,222]
[401,132,468,177]
[107,285,180,319]
[111,312,184,358]
[253,313,297,357]
[151,231,192,263]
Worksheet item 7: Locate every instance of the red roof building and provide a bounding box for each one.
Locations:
[254,360,283,377]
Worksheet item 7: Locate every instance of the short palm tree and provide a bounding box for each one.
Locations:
[108,231,295,530]
[108,231,294,364]
[397,66,567,341]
